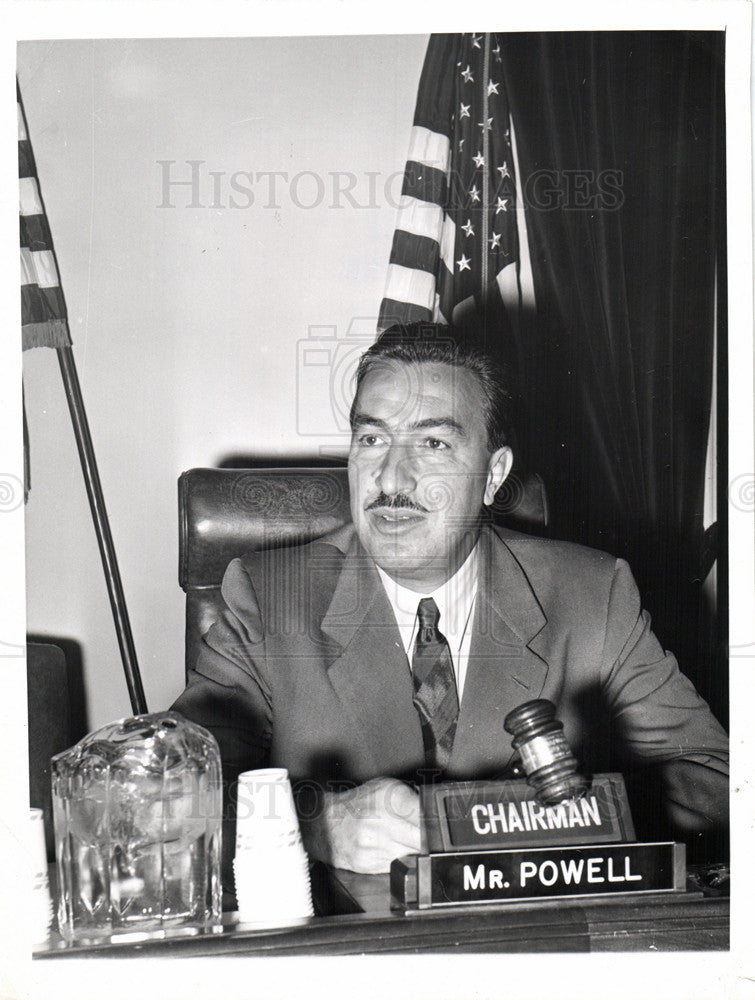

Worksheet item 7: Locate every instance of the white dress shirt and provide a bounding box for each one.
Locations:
[375,544,479,701]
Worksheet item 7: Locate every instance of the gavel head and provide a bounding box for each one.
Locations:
[503,699,590,805]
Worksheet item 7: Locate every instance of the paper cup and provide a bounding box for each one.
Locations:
[235,768,301,848]
[234,856,314,923]
[233,770,313,924]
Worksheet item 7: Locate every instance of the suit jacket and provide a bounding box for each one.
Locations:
[173,523,728,833]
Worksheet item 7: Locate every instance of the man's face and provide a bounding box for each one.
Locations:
[348,359,512,591]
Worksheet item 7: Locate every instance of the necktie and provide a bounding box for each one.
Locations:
[411,597,460,775]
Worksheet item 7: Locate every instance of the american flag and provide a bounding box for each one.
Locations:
[19,82,72,351]
[378,33,526,335]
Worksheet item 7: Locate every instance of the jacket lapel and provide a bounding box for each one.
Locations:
[321,534,425,777]
[450,526,550,778]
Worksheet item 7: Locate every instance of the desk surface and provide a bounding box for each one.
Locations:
[34,864,728,958]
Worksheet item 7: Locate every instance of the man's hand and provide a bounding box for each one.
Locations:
[300,777,421,874]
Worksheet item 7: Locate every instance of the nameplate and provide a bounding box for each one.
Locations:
[391,842,686,910]
[420,774,635,852]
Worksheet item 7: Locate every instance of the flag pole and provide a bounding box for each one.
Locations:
[56,345,148,716]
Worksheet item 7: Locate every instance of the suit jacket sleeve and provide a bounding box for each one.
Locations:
[171,557,273,779]
[600,557,728,831]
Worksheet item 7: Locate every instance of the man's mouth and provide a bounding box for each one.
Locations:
[366,507,426,535]
[372,509,423,521]
[364,494,427,530]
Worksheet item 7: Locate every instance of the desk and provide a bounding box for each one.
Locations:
[34,863,728,957]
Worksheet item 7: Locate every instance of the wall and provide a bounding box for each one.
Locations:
[19,35,428,728]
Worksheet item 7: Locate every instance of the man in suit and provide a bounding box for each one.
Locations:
[172,323,728,873]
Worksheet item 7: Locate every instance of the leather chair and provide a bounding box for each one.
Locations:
[27,641,73,860]
[179,466,548,674]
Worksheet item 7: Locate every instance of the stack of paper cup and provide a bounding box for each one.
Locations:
[29,808,54,944]
[233,768,314,925]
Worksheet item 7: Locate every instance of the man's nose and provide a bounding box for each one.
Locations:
[375,444,418,497]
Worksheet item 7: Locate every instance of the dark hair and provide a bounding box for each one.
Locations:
[350,322,514,451]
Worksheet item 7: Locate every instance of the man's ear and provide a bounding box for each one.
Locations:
[483,446,514,506]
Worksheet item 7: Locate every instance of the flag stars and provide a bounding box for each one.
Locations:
[495,196,510,214]
[460,103,471,119]
[478,117,494,132]
[461,65,474,83]
[471,34,482,49]
[489,231,502,249]
[493,42,502,62]
[497,161,511,179]
[469,184,481,203]
[487,80,500,96]
[472,151,485,168]
[457,254,472,272]
[458,139,465,151]
[462,219,475,238]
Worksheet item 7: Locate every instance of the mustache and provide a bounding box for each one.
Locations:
[366,492,428,514]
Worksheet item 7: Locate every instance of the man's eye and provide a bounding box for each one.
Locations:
[423,438,449,451]
[358,433,383,447]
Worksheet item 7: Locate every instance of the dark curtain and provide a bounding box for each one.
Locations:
[500,32,727,724]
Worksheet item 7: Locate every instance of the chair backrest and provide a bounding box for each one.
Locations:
[179,468,351,672]
[179,466,548,674]
[27,641,73,860]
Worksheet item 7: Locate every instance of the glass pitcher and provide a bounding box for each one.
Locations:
[52,711,222,943]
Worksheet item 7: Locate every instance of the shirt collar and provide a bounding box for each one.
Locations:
[375,542,479,639]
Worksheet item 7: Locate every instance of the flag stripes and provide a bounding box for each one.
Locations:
[383,264,437,312]
[378,32,525,336]
[18,83,72,351]
[21,283,68,328]
[403,162,447,206]
[20,210,54,251]
[407,125,451,170]
[18,125,35,178]
[389,230,440,275]
[388,196,445,241]
[378,298,436,328]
